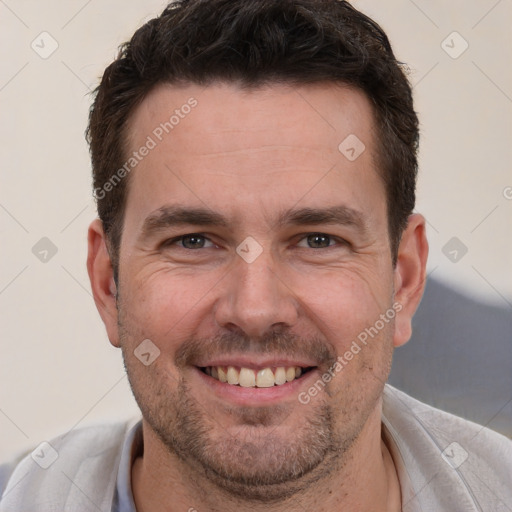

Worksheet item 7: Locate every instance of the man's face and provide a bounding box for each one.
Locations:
[108,82,402,497]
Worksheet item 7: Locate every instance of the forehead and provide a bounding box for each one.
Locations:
[122,81,385,232]
[128,81,376,154]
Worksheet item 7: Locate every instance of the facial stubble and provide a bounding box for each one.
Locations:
[118,303,392,502]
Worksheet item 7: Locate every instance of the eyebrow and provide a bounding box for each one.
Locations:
[276,205,367,233]
[141,206,229,239]
[140,204,367,239]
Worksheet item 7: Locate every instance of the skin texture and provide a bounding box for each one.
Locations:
[87,82,428,511]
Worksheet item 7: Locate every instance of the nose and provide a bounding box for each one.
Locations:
[214,249,299,338]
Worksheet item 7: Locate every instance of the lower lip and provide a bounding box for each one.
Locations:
[194,367,318,406]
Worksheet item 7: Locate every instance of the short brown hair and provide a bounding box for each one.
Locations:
[87,0,419,280]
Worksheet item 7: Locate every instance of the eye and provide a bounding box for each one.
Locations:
[297,233,340,249]
[164,233,216,249]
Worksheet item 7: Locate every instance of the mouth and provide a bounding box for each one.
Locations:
[198,365,315,388]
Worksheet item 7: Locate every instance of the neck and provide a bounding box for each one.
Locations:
[131,405,401,512]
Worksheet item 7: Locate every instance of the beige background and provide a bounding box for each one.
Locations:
[1,0,511,460]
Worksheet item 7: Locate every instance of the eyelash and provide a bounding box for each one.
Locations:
[161,233,347,250]
[160,233,215,249]
[296,233,345,249]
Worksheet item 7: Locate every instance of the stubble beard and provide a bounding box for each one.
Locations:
[118,307,392,502]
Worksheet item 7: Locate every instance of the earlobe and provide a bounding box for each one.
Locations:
[392,214,429,348]
[87,219,121,348]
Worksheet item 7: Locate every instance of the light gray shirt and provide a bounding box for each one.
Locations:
[1,385,511,511]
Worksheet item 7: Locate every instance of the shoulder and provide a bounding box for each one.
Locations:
[0,456,25,497]
[383,384,512,449]
[0,418,140,512]
[383,384,512,509]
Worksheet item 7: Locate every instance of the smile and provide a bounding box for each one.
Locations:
[199,365,314,388]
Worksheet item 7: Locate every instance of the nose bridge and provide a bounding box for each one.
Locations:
[214,246,298,337]
[239,252,278,304]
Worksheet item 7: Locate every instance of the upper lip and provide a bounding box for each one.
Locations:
[194,355,317,370]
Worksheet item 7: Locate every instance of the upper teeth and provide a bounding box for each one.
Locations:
[205,366,303,387]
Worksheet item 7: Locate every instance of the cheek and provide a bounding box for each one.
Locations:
[293,267,395,394]
[295,267,393,346]
[119,267,223,347]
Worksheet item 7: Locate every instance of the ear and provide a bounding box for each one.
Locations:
[87,219,121,348]
[392,213,429,348]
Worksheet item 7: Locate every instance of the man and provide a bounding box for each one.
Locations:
[1,1,510,511]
